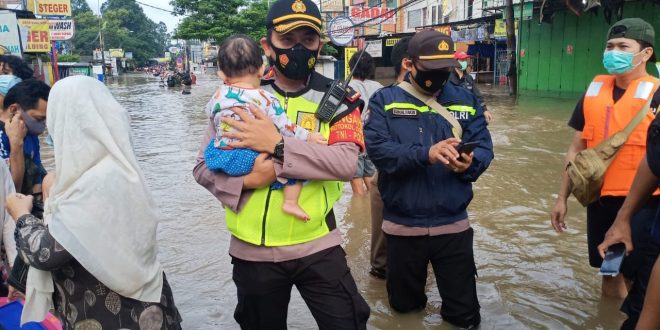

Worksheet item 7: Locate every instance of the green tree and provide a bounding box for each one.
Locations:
[232,0,268,42]
[172,0,339,58]
[171,0,243,41]
[71,0,92,15]
[68,0,169,65]
[68,10,101,55]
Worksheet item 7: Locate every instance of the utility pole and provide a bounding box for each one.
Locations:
[99,0,106,78]
[505,0,517,95]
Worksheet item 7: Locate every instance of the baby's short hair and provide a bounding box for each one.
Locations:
[218,35,263,78]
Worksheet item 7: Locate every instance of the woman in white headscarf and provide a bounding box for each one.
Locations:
[5,76,181,329]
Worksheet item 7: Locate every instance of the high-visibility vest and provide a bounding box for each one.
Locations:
[583,75,660,197]
[224,79,344,247]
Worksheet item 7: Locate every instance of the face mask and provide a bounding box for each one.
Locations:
[411,66,451,95]
[602,50,644,75]
[269,42,319,81]
[459,61,468,71]
[20,110,46,135]
[0,74,21,96]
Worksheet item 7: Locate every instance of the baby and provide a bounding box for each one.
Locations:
[204,35,326,221]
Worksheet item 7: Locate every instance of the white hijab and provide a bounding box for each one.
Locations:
[23,76,163,323]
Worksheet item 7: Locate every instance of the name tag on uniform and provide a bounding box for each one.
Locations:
[392,109,418,117]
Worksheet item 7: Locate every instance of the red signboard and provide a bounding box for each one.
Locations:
[348,6,395,24]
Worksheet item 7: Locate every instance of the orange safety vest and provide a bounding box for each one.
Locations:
[583,75,660,197]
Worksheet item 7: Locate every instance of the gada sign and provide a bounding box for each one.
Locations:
[348,6,395,24]
[48,20,75,41]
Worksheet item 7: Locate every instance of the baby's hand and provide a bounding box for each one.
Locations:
[308,132,327,145]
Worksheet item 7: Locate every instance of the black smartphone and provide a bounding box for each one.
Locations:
[456,141,480,155]
[599,243,626,276]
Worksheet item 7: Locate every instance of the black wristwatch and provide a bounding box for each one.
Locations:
[273,137,284,160]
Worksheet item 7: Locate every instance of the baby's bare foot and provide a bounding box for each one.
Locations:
[282,201,310,222]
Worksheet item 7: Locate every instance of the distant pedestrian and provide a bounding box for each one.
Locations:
[348,51,382,196]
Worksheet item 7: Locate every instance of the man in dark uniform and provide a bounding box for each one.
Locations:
[193,0,370,329]
[365,30,493,329]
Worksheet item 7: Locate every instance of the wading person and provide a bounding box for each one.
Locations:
[365,29,493,328]
[193,0,370,328]
[368,36,411,280]
[449,51,492,123]
[598,78,660,328]
[348,50,382,196]
[550,18,659,300]
[5,76,181,329]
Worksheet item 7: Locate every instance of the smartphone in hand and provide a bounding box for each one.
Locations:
[456,141,480,156]
[599,243,626,277]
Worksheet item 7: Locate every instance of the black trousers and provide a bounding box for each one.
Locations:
[232,246,370,330]
[385,228,481,329]
[620,240,660,330]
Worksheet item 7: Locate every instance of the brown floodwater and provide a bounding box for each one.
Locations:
[40,73,627,329]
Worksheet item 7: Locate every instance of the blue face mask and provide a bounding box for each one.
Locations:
[602,50,642,75]
[0,75,21,96]
[459,61,468,71]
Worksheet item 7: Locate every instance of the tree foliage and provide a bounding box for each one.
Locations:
[68,0,170,65]
[171,0,243,42]
[172,0,339,58]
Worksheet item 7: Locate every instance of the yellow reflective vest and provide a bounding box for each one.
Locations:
[225,72,360,246]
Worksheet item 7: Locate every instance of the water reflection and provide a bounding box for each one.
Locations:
[39,74,627,329]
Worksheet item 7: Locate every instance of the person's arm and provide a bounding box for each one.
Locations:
[14,214,73,270]
[192,121,275,213]
[468,77,488,112]
[6,115,26,193]
[276,108,362,181]
[598,156,657,256]
[451,100,494,182]
[364,92,434,175]
[2,210,16,267]
[223,105,362,182]
[550,131,587,232]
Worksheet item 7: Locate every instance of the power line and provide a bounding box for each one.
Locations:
[135,1,176,14]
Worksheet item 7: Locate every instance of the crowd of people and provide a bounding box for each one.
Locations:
[0,1,656,329]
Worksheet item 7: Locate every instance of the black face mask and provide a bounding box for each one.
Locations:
[411,66,451,95]
[269,42,319,81]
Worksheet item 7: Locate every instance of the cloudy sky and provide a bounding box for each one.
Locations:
[85,0,181,32]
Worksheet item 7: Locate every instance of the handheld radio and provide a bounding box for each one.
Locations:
[315,49,366,122]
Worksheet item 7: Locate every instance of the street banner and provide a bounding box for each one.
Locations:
[385,38,400,47]
[48,19,74,41]
[0,12,22,56]
[433,25,452,36]
[494,19,518,38]
[109,48,124,57]
[365,39,382,58]
[28,0,72,17]
[344,47,358,79]
[321,0,344,12]
[348,6,395,24]
[18,19,51,53]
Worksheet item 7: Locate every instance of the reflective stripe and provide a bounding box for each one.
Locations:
[585,81,603,97]
[447,105,476,115]
[384,103,430,112]
[635,81,655,99]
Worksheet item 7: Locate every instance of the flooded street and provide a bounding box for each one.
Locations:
[45,73,629,329]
